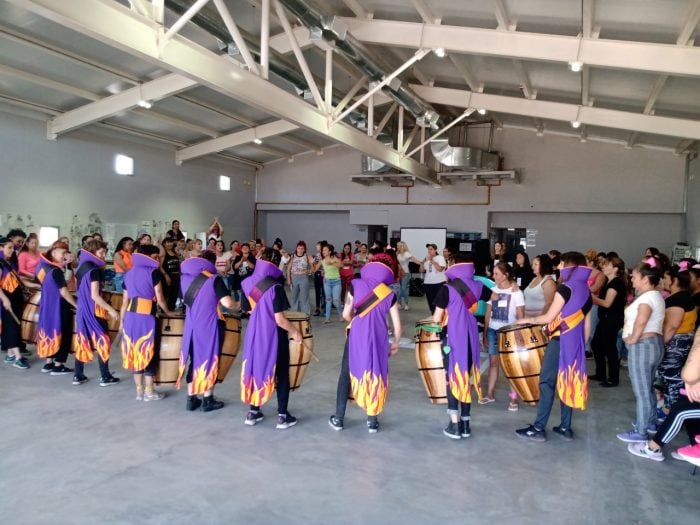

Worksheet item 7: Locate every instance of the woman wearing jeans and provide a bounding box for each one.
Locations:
[617,259,666,443]
[396,241,417,310]
[286,241,314,314]
[316,244,342,324]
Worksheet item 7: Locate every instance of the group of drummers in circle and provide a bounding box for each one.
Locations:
[2,231,700,462]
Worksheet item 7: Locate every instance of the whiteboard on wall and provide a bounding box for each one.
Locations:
[400,228,447,255]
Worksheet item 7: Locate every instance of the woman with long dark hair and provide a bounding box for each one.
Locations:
[161,237,181,310]
[513,251,535,290]
[339,242,355,302]
[112,236,134,293]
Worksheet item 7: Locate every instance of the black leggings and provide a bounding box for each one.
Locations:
[591,318,622,383]
[250,328,290,415]
[314,271,325,312]
[651,395,700,448]
[53,302,74,364]
[424,283,443,314]
[443,342,472,419]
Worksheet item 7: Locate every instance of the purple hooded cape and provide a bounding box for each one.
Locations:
[177,257,221,394]
[348,261,396,416]
[240,259,284,407]
[121,253,159,372]
[75,249,110,363]
[443,263,484,403]
[547,265,591,409]
[35,256,66,358]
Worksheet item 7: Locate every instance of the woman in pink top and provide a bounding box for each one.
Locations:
[18,233,41,281]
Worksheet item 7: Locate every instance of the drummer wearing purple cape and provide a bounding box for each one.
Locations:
[240,248,302,429]
[176,251,236,412]
[515,252,592,442]
[119,245,172,402]
[432,253,493,440]
[329,254,402,433]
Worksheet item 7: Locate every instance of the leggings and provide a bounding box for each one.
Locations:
[250,328,290,415]
[443,344,471,419]
[651,395,700,448]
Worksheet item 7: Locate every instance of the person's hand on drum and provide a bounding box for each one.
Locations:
[515,317,531,325]
[290,328,302,344]
[108,308,119,321]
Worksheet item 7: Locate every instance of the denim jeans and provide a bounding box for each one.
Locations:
[324,278,342,320]
[113,272,124,293]
[398,273,410,306]
[533,338,573,430]
[290,274,311,314]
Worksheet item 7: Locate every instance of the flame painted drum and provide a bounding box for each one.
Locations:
[497,323,549,405]
[20,291,41,344]
[216,313,241,383]
[285,310,314,391]
[155,314,185,385]
[102,291,123,339]
[414,318,447,404]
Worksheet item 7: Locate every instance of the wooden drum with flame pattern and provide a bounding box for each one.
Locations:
[20,291,41,344]
[414,318,447,404]
[497,323,548,405]
[216,313,241,383]
[285,310,314,391]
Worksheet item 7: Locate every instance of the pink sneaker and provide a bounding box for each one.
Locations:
[677,443,700,466]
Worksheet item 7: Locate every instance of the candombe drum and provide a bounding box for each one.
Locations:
[284,310,314,391]
[497,323,549,405]
[21,291,42,344]
[414,318,447,404]
[155,313,185,386]
[102,291,123,339]
[216,313,241,383]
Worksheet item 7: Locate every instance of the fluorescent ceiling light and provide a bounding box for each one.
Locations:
[253,138,263,145]
[433,47,446,58]
[568,61,583,72]
[477,108,487,115]
[571,120,581,128]
[114,154,134,176]
[219,175,231,191]
[137,99,152,109]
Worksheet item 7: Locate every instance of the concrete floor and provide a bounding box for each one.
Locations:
[1,297,698,525]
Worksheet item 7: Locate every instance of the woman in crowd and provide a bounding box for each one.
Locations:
[166,219,185,241]
[112,236,134,293]
[316,243,343,324]
[214,240,232,281]
[523,254,556,318]
[184,238,202,259]
[18,232,40,281]
[486,241,507,277]
[617,259,666,443]
[312,241,326,317]
[207,217,224,240]
[339,242,355,301]
[232,242,256,317]
[420,243,447,314]
[483,262,524,409]
[656,264,697,418]
[585,249,607,358]
[161,236,181,311]
[395,241,415,311]
[590,255,627,387]
[513,251,535,290]
[286,241,314,314]
[689,264,700,327]
[0,237,29,369]
[354,242,369,279]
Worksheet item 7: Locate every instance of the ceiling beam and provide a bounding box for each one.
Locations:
[411,0,440,25]
[582,0,595,39]
[341,18,700,77]
[268,25,311,55]
[278,133,323,153]
[176,119,298,163]
[677,0,700,45]
[47,73,197,137]
[0,62,100,101]
[410,84,700,140]
[511,59,536,99]
[448,55,482,93]
[491,0,515,31]
[14,0,434,182]
[341,0,371,19]
[675,139,696,155]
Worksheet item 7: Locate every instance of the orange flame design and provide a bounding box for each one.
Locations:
[74,332,94,362]
[91,332,111,362]
[120,330,155,371]
[240,359,277,406]
[36,328,61,358]
[191,356,219,395]
[350,370,388,416]
[557,362,588,409]
[449,362,482,403]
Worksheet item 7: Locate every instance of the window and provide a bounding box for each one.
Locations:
[219,175,231,191]
[114,154,134,176]
[38,226,59,247]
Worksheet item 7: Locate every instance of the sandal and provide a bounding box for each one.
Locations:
[508,401,519,412]
[478,397,496,405]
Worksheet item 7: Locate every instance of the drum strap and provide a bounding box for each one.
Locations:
[183,271,213,308]
[248,277,278,311]
[355,283,392,319]
[76,262,99,286]
[127,298,157,315]
[447,278,477,310]
[546,309,585,338]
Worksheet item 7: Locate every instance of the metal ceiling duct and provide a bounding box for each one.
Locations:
[430,139,500,171]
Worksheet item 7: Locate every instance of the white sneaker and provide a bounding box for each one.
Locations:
[627,442,664,462]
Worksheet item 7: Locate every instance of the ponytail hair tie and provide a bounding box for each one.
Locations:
[678,260,689,272]
[645,257,657,268]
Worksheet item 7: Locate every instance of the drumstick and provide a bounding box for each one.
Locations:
[301,337,320,362]
[7,309,21,326]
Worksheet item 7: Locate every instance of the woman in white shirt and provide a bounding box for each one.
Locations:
[420,243,446,314]
[396,241,419,311]
[617,259,666,443]
[483,262,525,408]
[524,254,557,318]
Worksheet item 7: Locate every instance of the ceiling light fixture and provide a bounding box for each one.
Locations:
[568,60,583,72]
[137,99,152,109]
[571,120,581,129]
[433,47,447,58]
[253,138,263,145]
[477,108,487,115]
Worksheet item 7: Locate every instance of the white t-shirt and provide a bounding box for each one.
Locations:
[623,290,665,338]
[215,252,233,275]
[397,251,413,273]
[422,255,447,285]
[523,275,554,317]
[488,285,525,330]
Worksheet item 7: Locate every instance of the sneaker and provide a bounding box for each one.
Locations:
[201,395,224,412]
[328,415,344,431]
[367,418,379,434]
[460,419,471,438]
[620,358,628,369]
[656,408,667,423]
[72,375,88,385]
[20,347,31,356]
[647,423,657,435]
[143,389,165,402]
[4,355,16,364]
[99,375,120,387]
[13,357,30,369]
[276,413,298,430]
[443,421,461,440]
[41,363,55,373]
[515,424,546,442]
[670,450,688,461]
[403,304,409,311]
[245,411,264,426]
[552,425,574,441]
[135,388,144,401]
[616,430,648,443]
[186,395,202,411]
[50,364,73,376]
[627,442,664,462]
[677,444,700,466]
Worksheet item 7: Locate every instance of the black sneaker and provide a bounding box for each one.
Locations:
[20,347,31,356]
[41,363,55,373]
[13,357,30,369]
[202,395,224,412]
[367,418,379,434]
[515,424,546,442]
[443,421,461,440]
[50,364,73,376]
[245,410,264,425]
[99,375,120,387]
[276,413,298,429]
[186,395,202,411]
[72,375,88,385]
[328,415,344,431]
[460,419,471,438]
[552,425,574,441]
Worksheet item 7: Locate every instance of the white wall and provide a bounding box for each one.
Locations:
[0,110,255,247]
[257,127,686,259]
[686,156,700,258]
